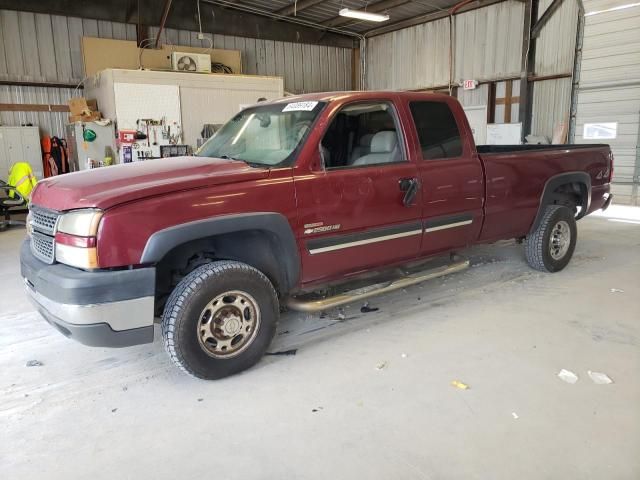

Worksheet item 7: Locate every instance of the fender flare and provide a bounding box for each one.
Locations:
[530,171,591,232]
[140,212,300,290]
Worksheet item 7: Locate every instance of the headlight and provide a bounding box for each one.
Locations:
[56,209,103,236]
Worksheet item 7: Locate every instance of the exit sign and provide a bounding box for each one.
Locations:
[462,79,477,90]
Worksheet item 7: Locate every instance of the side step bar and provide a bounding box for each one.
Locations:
[285,259,470,313]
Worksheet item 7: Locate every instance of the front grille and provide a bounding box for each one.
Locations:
[30,205,60,235]
[31,231,55,264]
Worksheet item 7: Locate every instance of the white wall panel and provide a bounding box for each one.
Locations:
[454,0,524,82]
[365,1,525,90]
[574,0,640,205]
[531,78,572,139]
[535,0,580,76]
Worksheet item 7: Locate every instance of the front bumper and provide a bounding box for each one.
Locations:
[20,240,156,347]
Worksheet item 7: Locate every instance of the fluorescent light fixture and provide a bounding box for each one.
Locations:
[339,8,390,22]
[585,1,639,15]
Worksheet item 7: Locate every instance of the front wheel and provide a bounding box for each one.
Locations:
[161,261,279,379]
[525,205,577,272]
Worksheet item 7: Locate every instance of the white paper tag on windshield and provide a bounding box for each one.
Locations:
[282,101,318,112]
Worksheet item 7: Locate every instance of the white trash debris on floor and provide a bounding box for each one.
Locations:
[610,288,625,293]
[588,371,614,384]
[375,361,388,370]
[558,369,579,384]
[451,380,469,390]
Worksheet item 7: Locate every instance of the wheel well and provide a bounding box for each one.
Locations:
[550,182,587,214]
[153,230,287,316]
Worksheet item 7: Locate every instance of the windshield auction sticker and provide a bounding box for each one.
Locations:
[282,101,319,112]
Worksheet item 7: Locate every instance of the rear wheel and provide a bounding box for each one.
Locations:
[525,205,577,272]
[162,260,278,379]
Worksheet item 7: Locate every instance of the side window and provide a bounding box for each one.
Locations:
[409,101,463,160]
[321,102,404,169]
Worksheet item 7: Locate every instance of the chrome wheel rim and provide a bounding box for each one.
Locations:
[549,220,571,260]
[197,291,261,358]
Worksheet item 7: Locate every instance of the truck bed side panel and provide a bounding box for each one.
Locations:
[478,146,611,242]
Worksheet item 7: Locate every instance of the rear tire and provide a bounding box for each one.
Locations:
[525,205,577,272]
[161,260,279,379]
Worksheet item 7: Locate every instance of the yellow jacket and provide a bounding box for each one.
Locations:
[8,162,37,201]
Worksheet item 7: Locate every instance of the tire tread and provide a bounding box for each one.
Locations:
[161,260,277,379]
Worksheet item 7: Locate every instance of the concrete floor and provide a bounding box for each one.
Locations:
[1,207,639,479]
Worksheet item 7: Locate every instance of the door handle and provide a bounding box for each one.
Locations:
[399,177,420,206]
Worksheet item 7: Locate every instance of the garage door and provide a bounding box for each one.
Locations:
[574,0,640,205]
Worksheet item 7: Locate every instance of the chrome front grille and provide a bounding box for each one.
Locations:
[31,231,55,264]
[30,205,60,235]
[29,205,59,264]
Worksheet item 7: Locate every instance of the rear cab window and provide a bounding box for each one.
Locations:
[409,101,463,160]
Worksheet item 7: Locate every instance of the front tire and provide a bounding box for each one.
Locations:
[161,261,279,379]
[525,205,577,272]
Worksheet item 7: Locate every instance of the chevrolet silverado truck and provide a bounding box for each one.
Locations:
[21,91,613,379]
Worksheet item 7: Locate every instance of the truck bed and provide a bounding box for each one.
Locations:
[476,143,612,243]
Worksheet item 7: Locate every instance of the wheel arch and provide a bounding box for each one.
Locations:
[141,213,300,294]
[530,172,591,232]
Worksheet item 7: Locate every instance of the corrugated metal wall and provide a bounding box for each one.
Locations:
[365,18,450,90]
[365,0,524,90]
[453,1,524,82]
[530,0,579,140]
[0,9,353,138]
[531,77,572,138]
[574,0,640,205]
[365,0,580,140]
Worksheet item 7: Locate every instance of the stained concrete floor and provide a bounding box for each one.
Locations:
[1,207,639,479]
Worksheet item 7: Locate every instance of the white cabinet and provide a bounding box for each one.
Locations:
[0,126,43,181]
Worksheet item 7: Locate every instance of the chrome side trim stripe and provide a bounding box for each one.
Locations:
[424,219,473,233]
[308,229,422,254]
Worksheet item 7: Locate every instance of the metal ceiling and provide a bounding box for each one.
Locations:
[0,0,502,47]
[202,0,464,35]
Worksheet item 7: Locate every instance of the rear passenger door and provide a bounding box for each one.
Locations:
[403,97,484,256]
[294,99,423,285]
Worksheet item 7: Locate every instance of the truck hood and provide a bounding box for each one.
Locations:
[31,157,270,211]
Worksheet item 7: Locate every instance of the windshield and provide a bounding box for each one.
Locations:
[196,101,326,166]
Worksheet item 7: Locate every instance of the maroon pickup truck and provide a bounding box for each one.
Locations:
[21,91,613,379]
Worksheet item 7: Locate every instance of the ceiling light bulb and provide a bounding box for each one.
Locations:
[338,8,390,22]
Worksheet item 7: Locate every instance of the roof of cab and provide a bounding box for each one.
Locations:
[269,90,450,104]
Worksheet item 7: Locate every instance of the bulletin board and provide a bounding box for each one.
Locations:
[463,106,488,145]
[113,82,181,131]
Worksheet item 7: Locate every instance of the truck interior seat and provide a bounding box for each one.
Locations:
[350,133,374,162]
[351,131,400,166]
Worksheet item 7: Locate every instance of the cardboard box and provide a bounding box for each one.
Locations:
[68,111,102,123]
[68,97,98,116]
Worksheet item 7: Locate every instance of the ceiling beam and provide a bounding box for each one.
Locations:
[275,0,326,16]
[154,0,173,48]
[531,0,565,38]
[323,0,411,28]
[363,0,508,36]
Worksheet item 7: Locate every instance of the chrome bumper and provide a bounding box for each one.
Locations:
[21,239,155,348]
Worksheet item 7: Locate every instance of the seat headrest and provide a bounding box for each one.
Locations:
[370,131,397,153]
[359,133,374,147]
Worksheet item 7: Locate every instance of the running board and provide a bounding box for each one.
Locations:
[285,259,470,313]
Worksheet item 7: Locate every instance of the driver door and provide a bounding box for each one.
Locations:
[293,98,423,285]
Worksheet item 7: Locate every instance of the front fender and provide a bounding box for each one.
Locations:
[141,212,300,290]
